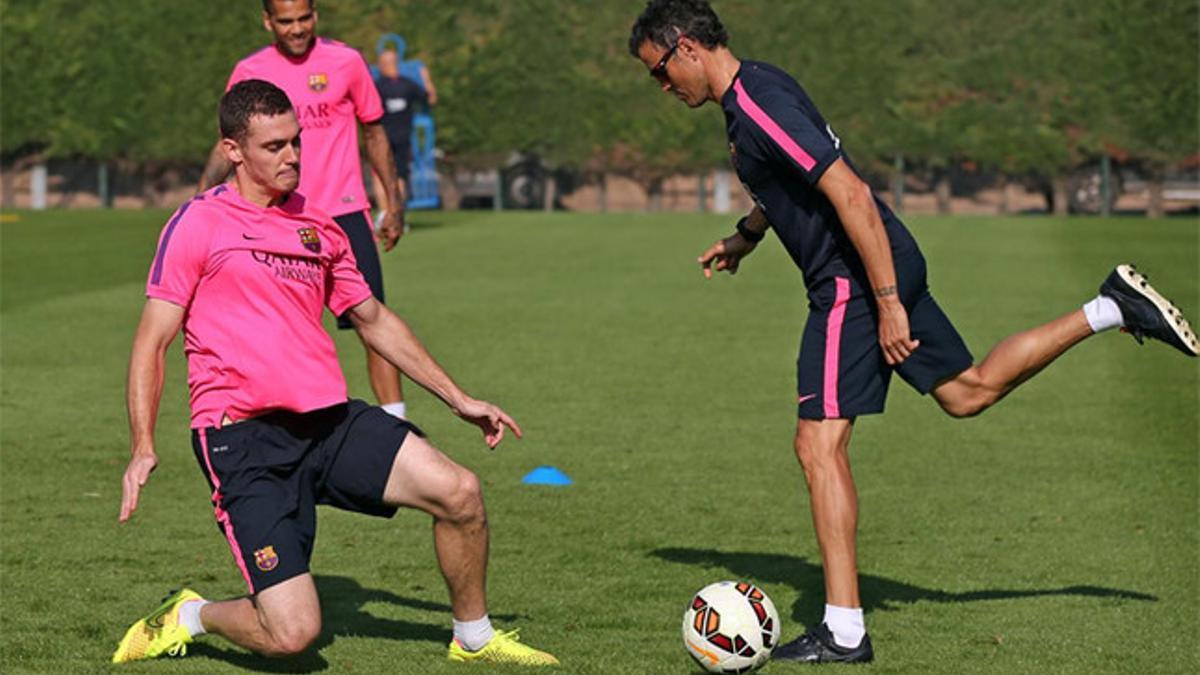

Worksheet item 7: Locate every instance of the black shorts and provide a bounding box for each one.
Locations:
[332,211,385,329]
[797,254,973,419]
[390,141,412,185]
[191,400,423,594]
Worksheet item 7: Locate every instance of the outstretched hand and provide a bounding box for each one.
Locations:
[454,398,523,449]
[698,232,757,278]
[119,451,158,522]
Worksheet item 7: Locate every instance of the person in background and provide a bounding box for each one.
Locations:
[371,48,432,230]
[198,0,409,420]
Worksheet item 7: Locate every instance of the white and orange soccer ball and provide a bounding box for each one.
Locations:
[682,581,781,673]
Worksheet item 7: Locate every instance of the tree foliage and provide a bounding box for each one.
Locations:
[2,0,1195,183]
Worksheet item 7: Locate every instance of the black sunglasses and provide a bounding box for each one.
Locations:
[649,41,680,80]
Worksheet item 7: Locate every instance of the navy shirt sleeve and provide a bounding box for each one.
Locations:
[731,79,841,186]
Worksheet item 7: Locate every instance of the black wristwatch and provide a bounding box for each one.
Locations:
[735,217,765,243]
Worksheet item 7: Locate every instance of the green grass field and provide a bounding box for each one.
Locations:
[1,209,1196,674]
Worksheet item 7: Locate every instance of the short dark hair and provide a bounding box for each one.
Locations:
[629,0,728,57]
[219,79,294,142]
[262,0,315,15]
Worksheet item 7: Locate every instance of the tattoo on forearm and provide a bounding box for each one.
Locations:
[875,285,897,298]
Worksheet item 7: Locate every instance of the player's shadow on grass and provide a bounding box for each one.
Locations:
[188,575,521,672]
[652,548,1156,626]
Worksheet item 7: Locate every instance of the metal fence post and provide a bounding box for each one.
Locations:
[1100,155,1112,217]
[713,169,731,214]
[98,162,112,208]
[891,155,905,214]
[31,162,47,210]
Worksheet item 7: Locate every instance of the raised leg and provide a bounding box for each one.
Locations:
[933,309,1093,417]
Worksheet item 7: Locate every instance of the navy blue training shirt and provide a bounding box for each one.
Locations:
[722,60,919,296]
[375,74,428,146]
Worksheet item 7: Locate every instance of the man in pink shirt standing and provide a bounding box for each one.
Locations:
[198,0,410,421]
[115,80,558,667]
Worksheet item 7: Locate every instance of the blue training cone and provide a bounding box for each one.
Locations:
[521,465,573,486]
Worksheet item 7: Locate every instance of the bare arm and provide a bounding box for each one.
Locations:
[120,298,185,522]
[420,65,438,105]
[363,121,403,251]
[817,157,918,365]
[197,141,233,193]
[348,298,521,448]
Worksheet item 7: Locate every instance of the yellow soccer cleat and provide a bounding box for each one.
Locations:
[111,588,203,663]
[447,629,559,666]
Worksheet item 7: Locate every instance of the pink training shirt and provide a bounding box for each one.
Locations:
[227,38,384,218]
[146,185,374,428]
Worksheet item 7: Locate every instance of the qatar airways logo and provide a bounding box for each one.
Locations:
[251,251,322,284]
[296,102,334,130]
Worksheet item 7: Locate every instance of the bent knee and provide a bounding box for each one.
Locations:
[267,620,321,657]
[937,392,994,418]
[442,469,486,525]
[932,367,1001,418]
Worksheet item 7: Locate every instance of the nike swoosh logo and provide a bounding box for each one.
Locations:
[797,394,817,404]
[242,234,265,240]
[145,608,169,629]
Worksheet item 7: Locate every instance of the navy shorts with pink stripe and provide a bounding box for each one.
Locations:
[191,400,421,594]
[797,253,973,419]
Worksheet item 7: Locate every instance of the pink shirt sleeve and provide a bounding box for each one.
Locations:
[324,225,374,316]
[146,202,209,308]
[225,59,248,91]
[348,53,384,124]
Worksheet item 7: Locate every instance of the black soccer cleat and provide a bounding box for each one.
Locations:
[772,623,874,664]
[1100,264,1198,357]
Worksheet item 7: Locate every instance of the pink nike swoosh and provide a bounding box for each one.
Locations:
[797,394,817,404]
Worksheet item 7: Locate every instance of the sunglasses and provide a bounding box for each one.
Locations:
[649,41,680,80]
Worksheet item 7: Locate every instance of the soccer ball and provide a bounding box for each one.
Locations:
[682,581,781,673]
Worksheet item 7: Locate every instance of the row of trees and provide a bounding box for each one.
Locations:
[2,0,1197,212]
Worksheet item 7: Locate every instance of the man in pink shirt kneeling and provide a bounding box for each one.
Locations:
[113,80,558,668]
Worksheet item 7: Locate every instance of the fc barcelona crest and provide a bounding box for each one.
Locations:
[297,227,321,253]
[254,546,279,572]
[308,72,328,92]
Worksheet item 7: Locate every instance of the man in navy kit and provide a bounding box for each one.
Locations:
[373,48,430,221]
[629,0,1198,664]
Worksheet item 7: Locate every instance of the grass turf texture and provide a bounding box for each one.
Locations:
[1,209,1196,674]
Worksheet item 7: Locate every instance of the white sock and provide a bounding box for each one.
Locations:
[178,599,209,638]
[823,604,865,648]
[1083,295,1124,333]
[381,402,407,419]
[453,614,495,652]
